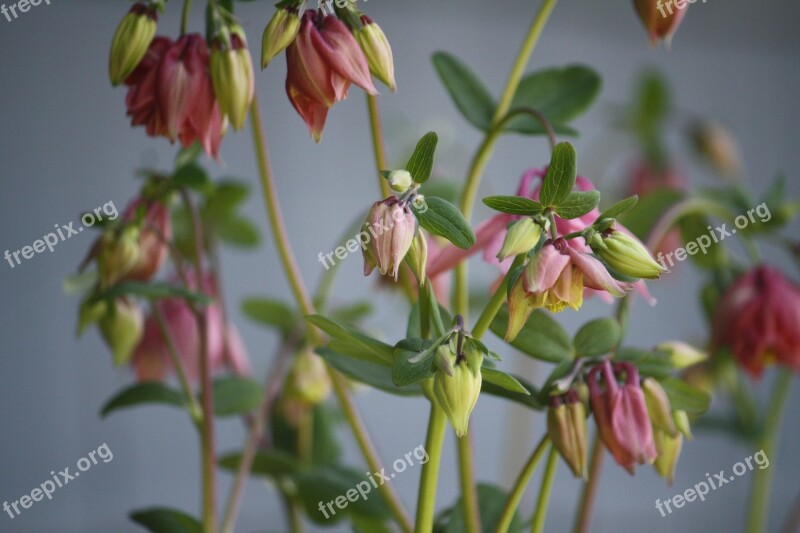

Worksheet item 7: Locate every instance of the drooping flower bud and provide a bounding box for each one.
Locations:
[109,3,158,86]
[632,0,687,47]
[362,197,417,281]
[99,298,144,366]
[689,120,743,180]
[591,229,665,279]
[211,28,255,131]
[387,170,413,193]
[261,7,301,69]
[547,390,589,478]
[281,348,332,424]
[505,273,535,342]
[657,341,708,369]
[406,231,428,287]
[673,409,693,440]
[653,430,682,485]
[355,15,396,92]
[497,218,542,261]
[96,226,142,288]
[588,360,657,474]
[433,340,483,438]
[642,378,677,437]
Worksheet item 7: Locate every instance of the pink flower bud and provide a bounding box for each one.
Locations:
[361,197,417,281]
[632,0,687,47]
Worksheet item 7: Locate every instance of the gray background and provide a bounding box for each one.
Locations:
[1,0,799,532]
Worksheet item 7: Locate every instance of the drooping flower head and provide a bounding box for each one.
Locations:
[361,196,417,281]
[632,0,687,47]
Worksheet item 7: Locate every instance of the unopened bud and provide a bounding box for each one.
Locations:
[643,378,677,437]
[362,197,417,281]
[99,298,144,366]
[673,409,693,440]
[591,229,665,279]
[109,3,158,86]
[355,16,396,92]
[433,343,482,438]
[690,120,742,179]
[547,391,588,478]
[653,430,683,485]
[406,231,428,287]
[211,28,255,131]
[632,0,686,47]
[387,170,413,193]
[97,226,142,288]
[657,341,708,369]
[497,218,542,261]
[261,7,300,69]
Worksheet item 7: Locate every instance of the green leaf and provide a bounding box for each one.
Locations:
[212,377,263,417]
[505,65,602,135]
[242,297,297,335]
[89,281,213,306]
[412,196,476,249]
[130,507,203,533]
[597,195,639,222]
[443,484,524,533]
[294,465,391,524]
[554,191,600,220]
[539,359,576,400]
[204,180,249,221]
[619,187,685,241]
[481,367,529,395]
[490,306,572,363]
[481,372,544,410]
[432,52,495,131]
[539,142,577,207]
[392,337,445,386]
[329,301,373,323]
[218,449,299,478]
[175,141,204,169]
[216,216,260,248]
[171,163,210,192]
[317,348,423,396]
[615,347,673,379]
[305,315,394,365]
[679,214,726,270]
[310,403,344,466]
[660,377,712,414]
[482,196,544,216]
[101,382,185,418]
[406,132,438,184]
[63,270,98,295]
[573,318,621,357]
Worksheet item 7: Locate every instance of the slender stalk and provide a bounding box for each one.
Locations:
[249,96,413,533]
[573,433,604,533]
[152,305,202,425]
[180,0,193,35]
[746,370,793,533]
[493,435,550,533]
[472,256,523,339]
[530,448,558,533]
[366,94,392,198]
[281,492,305,533]
[415,402,448,533]
[458,434,482,533]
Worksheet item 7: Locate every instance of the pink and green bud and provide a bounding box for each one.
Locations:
[433,342,482,438]
[362,197,417,281]
[261,7,301,69]
[211,28,255,131]
[355,15,396,92]
[548,390,589,478]
[99,298,144,366]
[642,378,677,437]
[591,229,665,280]
[109,3,158,86]
[497,218,542,261]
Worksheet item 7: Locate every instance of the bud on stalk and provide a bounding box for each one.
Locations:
[547,391,588,478]
[355,15,396,92]
[99,298,144,366]
[97,226,142,288]
[591,229,665,279]
[433,340,483,438]
[387,170,413,193]
[497,218,542,261]
[362,197,417,281]
[405,231,428,287]
[642,378,677,437]
[109,3,158,86]
[211,28,255,131]
[261,7,301,69]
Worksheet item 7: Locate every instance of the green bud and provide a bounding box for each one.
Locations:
[642,378,677,437]
[656,341,708,369]
[653,429,683,485]
[591,229,665,279]
[433,344,482,438]
[97,226,141,289]
[355,16,396,92]
[497,218,542,261]
[387,170,413,193]
[99,298,144,366]
[261,7,300,69]
[77,297,107,337]
[109,3,158,86]
[547,394,588,478]
[405,231,428,287]
[673,409,693,440]
[211,27,255,131]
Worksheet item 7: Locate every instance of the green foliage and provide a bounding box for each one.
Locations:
[483,196,544,216]
[435,484,524,533]
[490,306,573,363]
[412,196,476,249]
[406,132,438,184]
[130,507,202,533]
[573,318,621,357]
[100,382,184,418]
[539,142,578,207]
[212,376,263,417]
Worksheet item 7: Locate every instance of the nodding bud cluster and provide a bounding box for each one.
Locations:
[548,389,589,478]
[211,27,255,131]
[355,15,396,92]
[588,360,656,474]
[497,218,543,261]
[588,229,665,279]
[281,348,332,425]
[362,196,417,281]
[261,7,301,69]
[433,336,483,438]
[109,3,158,86]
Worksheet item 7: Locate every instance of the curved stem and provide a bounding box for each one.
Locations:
[458,434,482,533]
[573,433,604,533]
[493,435,550,533]
[249,96,413,533]
[366,94,392,198]
[415,401,448,533]
[530,448,558,533]
[180,0,193,35]
[746,370,793,533]
[472,256,524,339]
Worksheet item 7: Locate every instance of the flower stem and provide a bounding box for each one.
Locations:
[493,435,550,533]
[415,400,448,533]
[249,95,413,533]
[366,94,391,198]
[530,448,558,533]
[458,434,482,533]
[472,256,523,339]
[573,433,604,533]
[746,370,793,533]
[180,0,192,35]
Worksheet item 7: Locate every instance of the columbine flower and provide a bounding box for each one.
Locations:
[361,197,417,281]
[590,228,666,280]
[632,0,687,47]
[355,15,396,92]
[109,3,158,86]
[712,266,800,378]
[124,34,224,159]
[285,10,377,141]
[588,360,657,474]
[132,274,250,382]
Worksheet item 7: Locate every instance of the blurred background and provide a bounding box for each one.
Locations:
[1,0,799,531]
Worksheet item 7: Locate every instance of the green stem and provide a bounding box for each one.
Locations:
[281,491,305,533]
[458,434,482,533]
[249,96,413,533]
[366,94,392,198]
[573,433,604,533]
[493,435,550,533]
[415,402,448,533]
[472,256,523,339]
[746,370,793,533]
[180,0,192,35]
[530,448,558,533]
